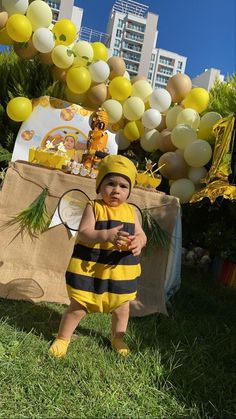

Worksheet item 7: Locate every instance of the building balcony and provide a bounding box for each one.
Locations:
[122,53,140,63]
[122,44,142,53]
[124,32,144,44]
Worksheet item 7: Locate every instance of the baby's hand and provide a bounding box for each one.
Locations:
[107,225,130,250]
[128,235,142,256]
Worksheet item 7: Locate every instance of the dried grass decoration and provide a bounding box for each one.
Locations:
[142,208,171,252]
[8,187,50,237]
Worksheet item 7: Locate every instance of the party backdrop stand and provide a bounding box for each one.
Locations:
[0,161,181,317]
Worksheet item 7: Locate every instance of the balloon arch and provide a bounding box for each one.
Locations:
[1,0,234,204]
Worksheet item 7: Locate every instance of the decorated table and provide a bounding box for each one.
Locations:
[0,161,181,316]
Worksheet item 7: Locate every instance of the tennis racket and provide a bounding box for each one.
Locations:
[58,189,143,231]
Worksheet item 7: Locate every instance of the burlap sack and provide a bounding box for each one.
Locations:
[0,161,180,316]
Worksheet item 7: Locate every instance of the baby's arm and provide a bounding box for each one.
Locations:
[78,203,130,245]
[128,211,147,256]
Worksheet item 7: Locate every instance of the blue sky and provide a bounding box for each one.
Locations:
[75,0,236,79]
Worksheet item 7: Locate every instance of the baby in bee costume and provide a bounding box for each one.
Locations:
[49,155,147,357]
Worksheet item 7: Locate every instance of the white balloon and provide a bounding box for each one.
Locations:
[149,88,172,112]
[188,166,207,184]
[170,178,195,203]
[2,0,29,15]
[32,28,55,53]
[115,130,130,150]
[88,60,110,83]
[142,108,161,129]
[123,70,130,80]
[140,129,160,152]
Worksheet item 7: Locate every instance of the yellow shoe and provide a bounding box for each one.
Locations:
[111,337,130,357]
[48,338,70,358]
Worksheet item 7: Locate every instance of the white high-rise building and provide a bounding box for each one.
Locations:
[191,68,225,91]
[106,0,187,87]
[150,48,187,88]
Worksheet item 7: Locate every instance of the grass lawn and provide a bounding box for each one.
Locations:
[0,266,235,419]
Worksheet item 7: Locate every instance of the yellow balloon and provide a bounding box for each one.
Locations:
[51,45,74,68]
[73,41,94,66]
[177,108,200,129]
[123,96,145,121]
[53,19,77,46]
[184,140,212,167]
[198,111,222,139]
[108,76,132,101]
[124,120,144,141]
[6,14,32,43]
[66,66,91,94]
[171,124,197,150]
[140,129,161,152]
[0,27,13,46]
[92,42,108,61]
[102,99,123,124]
[7,97,32,122]
[26,0,52,31]
[165,105,183,129]
[183,88,209,113]
[131,80,153,102]
[170,178,195,203]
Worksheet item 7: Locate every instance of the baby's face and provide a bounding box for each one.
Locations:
[64,137,75,149]
[100,175,130,207]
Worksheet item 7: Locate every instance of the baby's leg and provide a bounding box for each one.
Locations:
[49,299,87,358]
[111,301,130,356]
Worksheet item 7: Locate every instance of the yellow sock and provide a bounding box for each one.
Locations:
[111,337,130,357]
[48,337,70,358]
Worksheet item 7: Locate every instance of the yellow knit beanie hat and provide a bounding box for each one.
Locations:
[96,154,137,194]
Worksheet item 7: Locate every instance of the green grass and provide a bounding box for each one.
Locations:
[0,266,235,419]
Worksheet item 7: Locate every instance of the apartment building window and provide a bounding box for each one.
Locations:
[158,65,173,76]
[151,53,155,62]
[118,19,124,28]
[156,74,169,84]
[149,63,154,70]
[159,56,175,66]
[114,39,120,48]
[116,29,122,38]
[127,22,145,33]
[113,49,120,56]
[177,61,183,69]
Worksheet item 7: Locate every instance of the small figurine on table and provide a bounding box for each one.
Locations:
[82,109,110,175]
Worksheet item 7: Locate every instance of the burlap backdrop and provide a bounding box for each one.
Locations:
[0,161,180,316]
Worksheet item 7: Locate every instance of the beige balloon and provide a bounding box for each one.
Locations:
[0,11,8,29]
[156,113,167,132]
[14,38,38,59]
[51,66,67,82]
[166,73,192,103]
[107,56,126,80]
[87,83,108,105]
[157,129,177,152]
[158,151,189,180]
[131,75,147,84]
[39,51,53,65]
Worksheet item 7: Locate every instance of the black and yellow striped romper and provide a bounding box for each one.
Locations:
[66,199,141,313]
